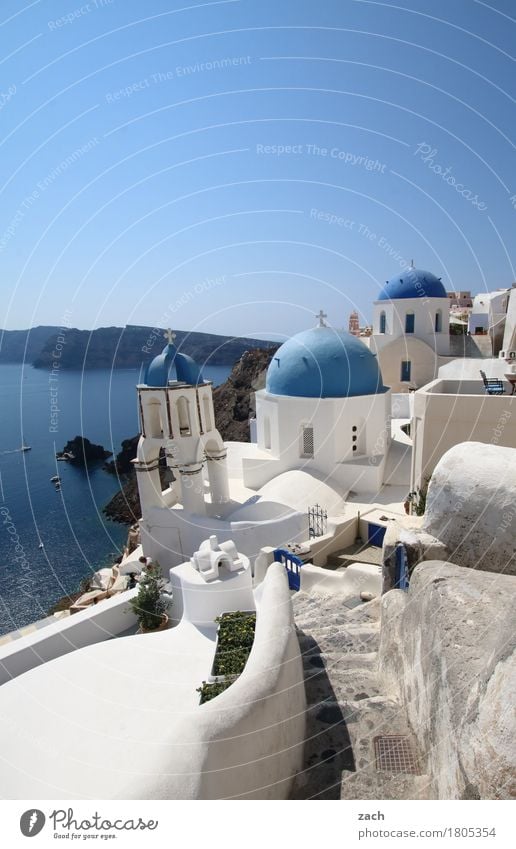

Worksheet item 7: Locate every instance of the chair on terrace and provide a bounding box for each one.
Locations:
[480,370,505,395]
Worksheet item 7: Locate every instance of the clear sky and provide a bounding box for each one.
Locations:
[1,0,515,341]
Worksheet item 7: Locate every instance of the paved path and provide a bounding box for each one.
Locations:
[290,591,432,800]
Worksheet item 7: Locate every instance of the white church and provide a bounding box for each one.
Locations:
[368,266,450,391]
[134,311,396,571]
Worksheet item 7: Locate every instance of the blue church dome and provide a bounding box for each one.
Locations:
[145,342,203,387]
[266,326,385,399]
[378,268,446,301]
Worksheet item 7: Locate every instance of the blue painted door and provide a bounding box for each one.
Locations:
[368,523,386,547]
[401,360,412,382]
[273,549,303,591]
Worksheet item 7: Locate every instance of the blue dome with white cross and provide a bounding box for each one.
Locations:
[378,268,446,301]
[266,323,385,399]
[145,331,203,387]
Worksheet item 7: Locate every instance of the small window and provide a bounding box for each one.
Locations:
[401,361,412,382]
[379,311,386,334]
[405,312,415,333]
[435,310,442,333]
[352,425,357,432]
[301,425,314,458]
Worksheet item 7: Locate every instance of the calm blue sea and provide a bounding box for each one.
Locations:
[0,363,230,636]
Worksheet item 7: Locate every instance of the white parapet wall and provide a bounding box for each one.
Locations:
[128,562,307,800]
[0,590,139,686]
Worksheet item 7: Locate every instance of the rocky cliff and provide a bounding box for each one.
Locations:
[211,346,278,442]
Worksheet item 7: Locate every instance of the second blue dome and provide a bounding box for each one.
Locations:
[266,327,385,399]
[378,268,446,301]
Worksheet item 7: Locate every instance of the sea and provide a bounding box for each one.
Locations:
[0,363,231,636]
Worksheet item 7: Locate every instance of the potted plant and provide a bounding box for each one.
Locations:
[129,562,169,633]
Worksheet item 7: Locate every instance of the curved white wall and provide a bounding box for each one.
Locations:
[128,563,306,800]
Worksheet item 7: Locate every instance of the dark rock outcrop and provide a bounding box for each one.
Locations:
[212,346,278,442]
[104,435,140,476]
[57,436,112,466]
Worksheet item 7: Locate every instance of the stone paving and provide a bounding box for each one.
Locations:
[290,590,432,800]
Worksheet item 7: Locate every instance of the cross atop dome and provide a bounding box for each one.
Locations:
[164,328,176,345]
[316,309,327,328]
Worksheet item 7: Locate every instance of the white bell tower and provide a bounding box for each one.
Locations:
[135,330,230,517]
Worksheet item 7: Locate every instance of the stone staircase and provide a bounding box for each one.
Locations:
[290,590,432,800]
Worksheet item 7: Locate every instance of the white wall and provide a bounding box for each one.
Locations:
[140,505,308,570]
[247,388,390,494]
[0,590,138,686]
[373,336,440,392]
[411,379,516,489]
[129,563,306,799]
[372,296,450,355]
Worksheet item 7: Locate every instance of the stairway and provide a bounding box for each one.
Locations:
[290,590,432,800]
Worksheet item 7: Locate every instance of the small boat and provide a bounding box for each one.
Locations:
[50,475,60,483]
[55,483,61,491]
[38,542,44,549]
[20,445,31,452]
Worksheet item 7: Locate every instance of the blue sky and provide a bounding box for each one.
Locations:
[1,0,515,340]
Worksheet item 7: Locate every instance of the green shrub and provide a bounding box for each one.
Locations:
[129,563,167,631]
[197,611,256,703]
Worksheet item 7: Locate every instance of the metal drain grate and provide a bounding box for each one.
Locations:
[374,735,420,775]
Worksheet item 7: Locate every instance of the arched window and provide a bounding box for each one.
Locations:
[263,416,271,450]
[379,311,386,334]
[177,396,191,435]
[435,310,442,333]
[405,311,415,333]
[146,399,163,438]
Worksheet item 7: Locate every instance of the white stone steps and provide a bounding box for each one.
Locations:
[290,584,431,801]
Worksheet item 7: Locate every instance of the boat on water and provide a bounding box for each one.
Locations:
[38,542,44,549]
[55,483,61,491]
[20,445,31,452]
[50,475,60,483]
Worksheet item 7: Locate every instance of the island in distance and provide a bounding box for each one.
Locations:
[0,325,276,369]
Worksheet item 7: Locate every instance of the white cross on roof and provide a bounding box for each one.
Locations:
[164,328,176,345]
